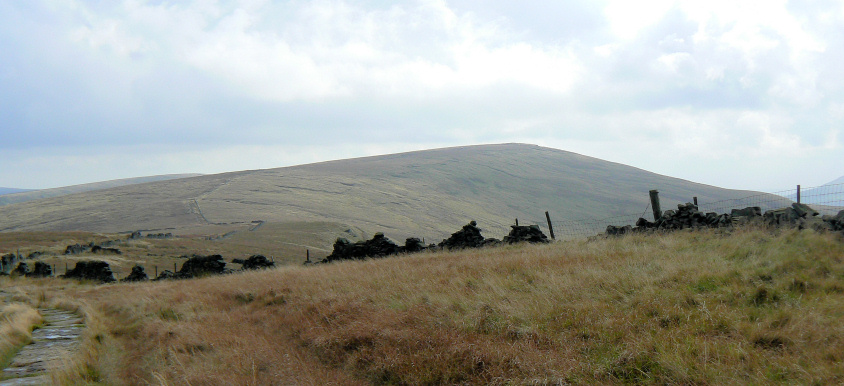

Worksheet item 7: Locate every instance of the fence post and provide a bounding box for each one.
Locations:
[649,190,662,221]
[693,197,698,206]
[174,262,177,273]
[306,250,310,263]
[545,211,556,240]
[797,185,801,204]
[155,266,158,278]
[515,219,519,226]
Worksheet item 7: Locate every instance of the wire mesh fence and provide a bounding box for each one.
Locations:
[696,188,797,215]
[550,211,648,241]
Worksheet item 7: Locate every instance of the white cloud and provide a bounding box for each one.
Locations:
[1,0,843,190]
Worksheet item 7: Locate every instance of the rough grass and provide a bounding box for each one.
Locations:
[0,302,43,372]
[5,227,844,384]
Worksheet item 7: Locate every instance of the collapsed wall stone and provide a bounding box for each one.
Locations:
[64,244,89,255]
[122,265,148,282]
[92,245,122,255]
[321,233,440,263]
[823,210,844,231]
[62,260,116,283]
[1,253,17,268]
[178,254,227,277]
[324,233,401,262]
[403,237,429,253]
[241,255,275,270]
[28,261,53,278]
[439,221,490,249]
[503,225,550,244]
[605,202,842,238]
[154,255,232,280]
[153,270,178,281]
[763,203,824,230]
[146,233,174,239]
[606,225,633,236]
[11,262,29,276]
[27,251,44,259]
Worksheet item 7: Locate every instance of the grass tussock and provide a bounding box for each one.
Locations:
[7,227,844,384]
[0,302,43,369]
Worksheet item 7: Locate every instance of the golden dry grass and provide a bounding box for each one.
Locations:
[0,302,43,369]
[4,227,844,384]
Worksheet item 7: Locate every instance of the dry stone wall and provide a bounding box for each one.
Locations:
[604,202,844,237]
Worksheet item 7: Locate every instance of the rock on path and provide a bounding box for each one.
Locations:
[0,309,84,385]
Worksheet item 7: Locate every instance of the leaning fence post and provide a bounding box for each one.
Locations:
[649,190,662,221]
[545,211,556,240]
[797,185,801,204]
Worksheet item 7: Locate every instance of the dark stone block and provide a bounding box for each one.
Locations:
[503,225,550,244]
[62,260,116,283]
[122,265,149,282]
[242,255,275,270]
[439,221,488,250]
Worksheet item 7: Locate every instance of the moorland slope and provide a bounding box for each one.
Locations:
[0,174,202,206]
[0,144,771,241]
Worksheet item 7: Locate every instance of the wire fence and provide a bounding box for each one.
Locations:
[528,183,844,241]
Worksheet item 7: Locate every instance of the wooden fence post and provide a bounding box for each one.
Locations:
[515,219,519,226]
[545,211,556,240]
[174,262,177,273]
[649,190,662,221]
[693,197,698,206]
[155,266,158,278]
[797,185,801,204]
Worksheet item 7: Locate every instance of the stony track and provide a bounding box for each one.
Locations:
[0,309,84,385]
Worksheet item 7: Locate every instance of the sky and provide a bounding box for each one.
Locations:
[1,0,842,192]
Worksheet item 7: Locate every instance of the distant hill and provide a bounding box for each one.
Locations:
[792,175,844,206]
[0,144,780,241]
[0,188,33,196]
[0,174,202,206]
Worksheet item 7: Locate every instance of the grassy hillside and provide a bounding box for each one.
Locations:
[0,223,366,274]
[0,174,201,206]
[0,144,775,245]
[0,188,32,196]
[5,227,843,384]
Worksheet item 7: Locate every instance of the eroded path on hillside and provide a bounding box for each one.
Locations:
[0,309,84,385]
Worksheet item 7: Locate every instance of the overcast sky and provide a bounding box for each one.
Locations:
[1,0,842,191]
